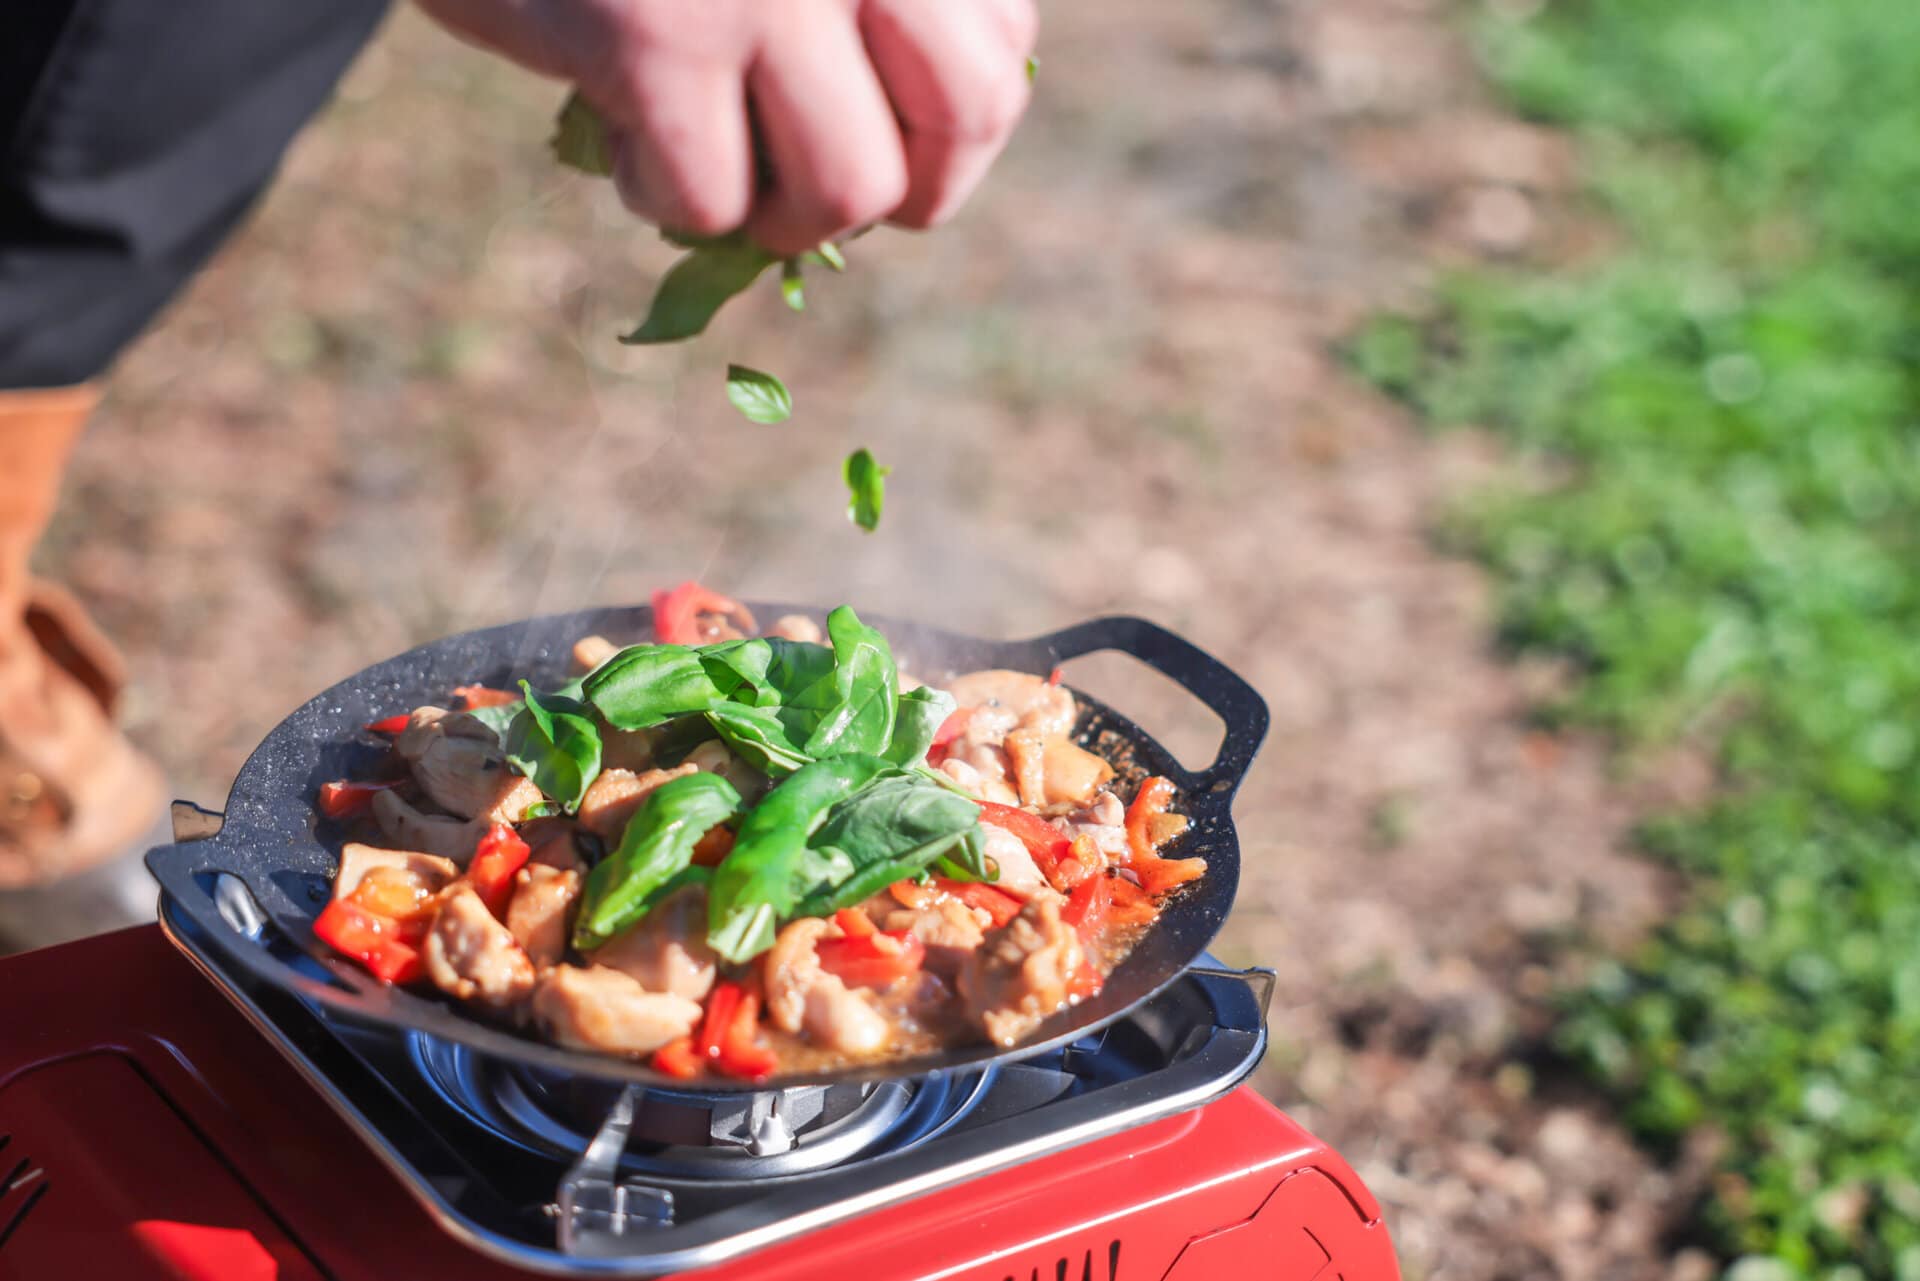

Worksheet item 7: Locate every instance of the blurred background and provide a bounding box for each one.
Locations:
[35,0,1920,1277]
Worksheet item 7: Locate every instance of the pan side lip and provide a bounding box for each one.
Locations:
[169,601,1255,1092]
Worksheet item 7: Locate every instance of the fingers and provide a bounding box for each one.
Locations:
[604,57,754,238]
[862,0,1034,229]
[744,10,909,257]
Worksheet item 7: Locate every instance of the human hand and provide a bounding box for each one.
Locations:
[413,0,1037,256]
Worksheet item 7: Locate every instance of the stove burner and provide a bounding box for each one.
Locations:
[410,1035,996,1182]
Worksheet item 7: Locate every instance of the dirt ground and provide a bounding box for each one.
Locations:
[39,1,1709,1275]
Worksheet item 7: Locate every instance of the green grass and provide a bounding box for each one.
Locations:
[1348,1,1920,1274]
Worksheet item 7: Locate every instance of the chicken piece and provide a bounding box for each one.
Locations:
[1039,737,1114,807]
[332,844,457,903]
[588,885,719,1001]
[601,726,659,772]
[685,739,768,804]
[424,884,537,1007]
[767,614,823,644]
[371,789,485,863]
[576,764,698,841]
[883,899,985,976]
[392,704,542,824]
[1057,791,1131,860]
[506,863,583,968]
[764,918,891,1056]
[948,670,1077,738]
[394,706,496,761]
[958,897,1086,1047]
[573,634,620,672]
[1003,728,1048,808]
[938,756,1020,806]
[527,829,588,874]
[980,821,1052,899]
[531,966,703,1055]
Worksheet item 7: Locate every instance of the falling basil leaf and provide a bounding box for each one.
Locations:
[843,448,890,532]
[808,241,848,272]
[1026,56,1039,83]
[551,92,614,177]
[724,363,794,424]
[780,262,806,312]
[622,241,777,345]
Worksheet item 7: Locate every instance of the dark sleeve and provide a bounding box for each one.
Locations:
[0,0,390,390]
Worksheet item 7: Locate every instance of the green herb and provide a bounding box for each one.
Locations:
[884,685,957,767]
[700,636,834,709]
[779,262,806,312]
[706,753,898,962]
[621,239,778,345]
[843,448,890,532]
[502,681,603,813]
[724,363,794,424]
[584,644,725,730]
[792,774,982,916]
[799,606,898,758]
[465,673,586,738]
[1025,56,1039,83]
[703,702,814,777]
[573,772,741,949]
[550,91,614,176]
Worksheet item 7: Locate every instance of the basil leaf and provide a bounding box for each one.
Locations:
[934,827,993,882]
[724,363,793,424]
[800,605,899,759]
[791,774,981,915]
[503,681,604,814]
[574,772,741,948]
[884,685,957,766]
[843,448,890,532]
[1026,56,1039,83]
[621,242,777,345]
[780,262,805,312]
[806,241,847,272]
[462,673,586,738]
[550,92,614,176]
[585,644,725,729]
[703,702,815,777]
[702,637,835,711]
[707,754,898,962]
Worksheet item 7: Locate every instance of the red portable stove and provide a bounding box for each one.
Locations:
[0,891,1397,1280]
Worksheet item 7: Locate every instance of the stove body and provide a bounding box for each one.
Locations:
[0,925,1397,1280]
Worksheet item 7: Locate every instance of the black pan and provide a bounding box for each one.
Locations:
[146,603,1268,1090]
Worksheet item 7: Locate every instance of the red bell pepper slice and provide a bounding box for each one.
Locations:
[314,898,426,984]
[651,581,754,646]
[1062,873,1111,932]
[718,988,778,1082]
[936,878,1023,928]
[697,982,744,1060]
[651,1036,702,1081]
[317,779,402,819]
[977,802,1071,877]
[363,713,411,735]
[697,981,778,1081]
[467,823,531,918]
[1124,776,1207,895]
[453,684,519,709]
[1107,875,1162,928]
[833,908,877,939]
[816,930,926,989]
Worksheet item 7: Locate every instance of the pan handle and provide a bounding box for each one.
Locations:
[1007,616,1269,799]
